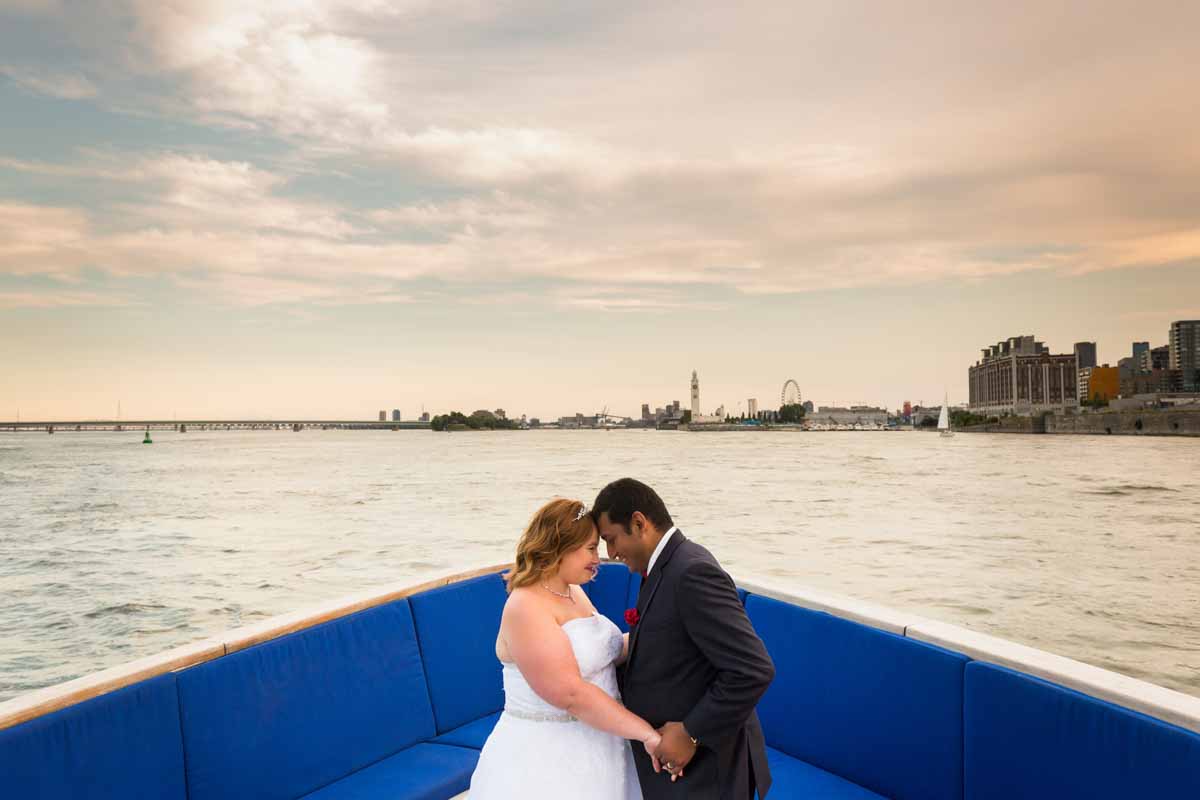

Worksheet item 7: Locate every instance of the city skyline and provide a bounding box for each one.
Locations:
[3,2,1200,420]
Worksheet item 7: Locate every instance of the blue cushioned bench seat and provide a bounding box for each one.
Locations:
[178,599,441,800]
[409,574,508,738]
[0,673,187,800]
[747,594,968,800]
[964,661,1200,800]
[302,743,479,800]
[432,711,501,750]
[9,567,1200,800]
[766,747,887,799]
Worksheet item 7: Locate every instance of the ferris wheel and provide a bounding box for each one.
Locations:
[781,379,802,406]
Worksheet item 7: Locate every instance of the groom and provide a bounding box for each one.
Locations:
[592,478,774,800]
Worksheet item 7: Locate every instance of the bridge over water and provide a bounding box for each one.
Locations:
[0,420,432,433]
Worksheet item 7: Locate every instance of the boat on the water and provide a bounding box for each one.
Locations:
[939,393,954,438]
[1,562,1198,799]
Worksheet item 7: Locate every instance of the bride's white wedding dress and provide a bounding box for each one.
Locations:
[469,613,643,799]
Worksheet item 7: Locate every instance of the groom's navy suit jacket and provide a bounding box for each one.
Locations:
[620,531,775,800]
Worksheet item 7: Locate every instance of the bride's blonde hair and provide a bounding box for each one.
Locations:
[506,498,595,592]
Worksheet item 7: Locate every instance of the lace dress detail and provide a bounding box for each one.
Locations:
[468,614,643,799]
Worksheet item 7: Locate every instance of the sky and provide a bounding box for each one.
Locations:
[2,0,1198,421]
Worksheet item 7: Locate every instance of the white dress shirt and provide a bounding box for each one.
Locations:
[645,525,679,576]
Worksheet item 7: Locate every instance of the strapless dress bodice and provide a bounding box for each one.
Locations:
[501,613,624,720]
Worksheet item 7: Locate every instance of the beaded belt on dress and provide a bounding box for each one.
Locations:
[504,708,577,723]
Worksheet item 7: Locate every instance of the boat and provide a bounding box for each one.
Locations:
[939,393,954,438]
[1,562,1198,799]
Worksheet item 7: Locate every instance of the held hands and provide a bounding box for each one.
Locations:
[641,729,685,782]
[651,721,697,782]
[641,730,663,773]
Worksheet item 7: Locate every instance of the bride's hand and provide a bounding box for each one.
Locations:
[642,731,663,772]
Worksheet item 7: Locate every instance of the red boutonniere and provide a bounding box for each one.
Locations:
[624,608,640,627]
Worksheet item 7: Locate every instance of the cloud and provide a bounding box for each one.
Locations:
[0,289,133,309]
[0,203,93,277]
[126,0,389,141]
[551,286,727,314]
[368,193,547,235]
[171,271,417,307]
[3,2,1200,310]
[0,0,61,14]
[1,65,96,99]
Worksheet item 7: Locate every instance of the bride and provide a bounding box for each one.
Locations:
[469,498,661,798]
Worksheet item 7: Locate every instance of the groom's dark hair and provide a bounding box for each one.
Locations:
[591,478,674,534]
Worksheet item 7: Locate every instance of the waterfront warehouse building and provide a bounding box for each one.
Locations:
[969,335,1078,416]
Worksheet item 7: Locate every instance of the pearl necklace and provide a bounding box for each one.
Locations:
[542,582,574,603]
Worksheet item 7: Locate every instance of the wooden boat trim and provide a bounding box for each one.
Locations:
[0,563,511,732]
[3,562,1198,737]
[0,637,226,733]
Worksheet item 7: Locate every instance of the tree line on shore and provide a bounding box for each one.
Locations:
[430,410,520,431]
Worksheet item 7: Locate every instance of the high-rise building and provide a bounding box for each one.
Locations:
[641,403,651,421]
[902,400,912,418]
[1145,345,1170,371]
[1169,320,1200,391]
[1117,356,1138,394]
[392,409,401,422]
[378,410,386,422]
[690,371,701,417]
[419,412,430,422]
[747,398,758,418]
[1074,342,1097,371]
[1127,369,1183,395]
[969,335,1078,416]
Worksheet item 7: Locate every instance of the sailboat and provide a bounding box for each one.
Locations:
[939,393,954,437]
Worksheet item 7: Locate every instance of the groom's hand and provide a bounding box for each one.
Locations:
[656,721,698,775]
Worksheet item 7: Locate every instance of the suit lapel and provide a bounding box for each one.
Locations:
[626,530,686,669]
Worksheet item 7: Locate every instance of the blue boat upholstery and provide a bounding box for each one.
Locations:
[177,599,439,800]
[963,661,1200,799]
[582,562,633,631]
[301,743,479,800]
[409,573,508,734]
[764,746,888,799]
[0,673,187,800]
[7,569,1200,800]
[432,710,501,749]
[747,594,968,800]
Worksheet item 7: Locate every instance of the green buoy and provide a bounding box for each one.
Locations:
[143,428,153,444]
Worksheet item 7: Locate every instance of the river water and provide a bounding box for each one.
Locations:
[1,429,1197,702]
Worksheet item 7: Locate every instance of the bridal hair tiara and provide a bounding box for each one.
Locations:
[574,504,588,522]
